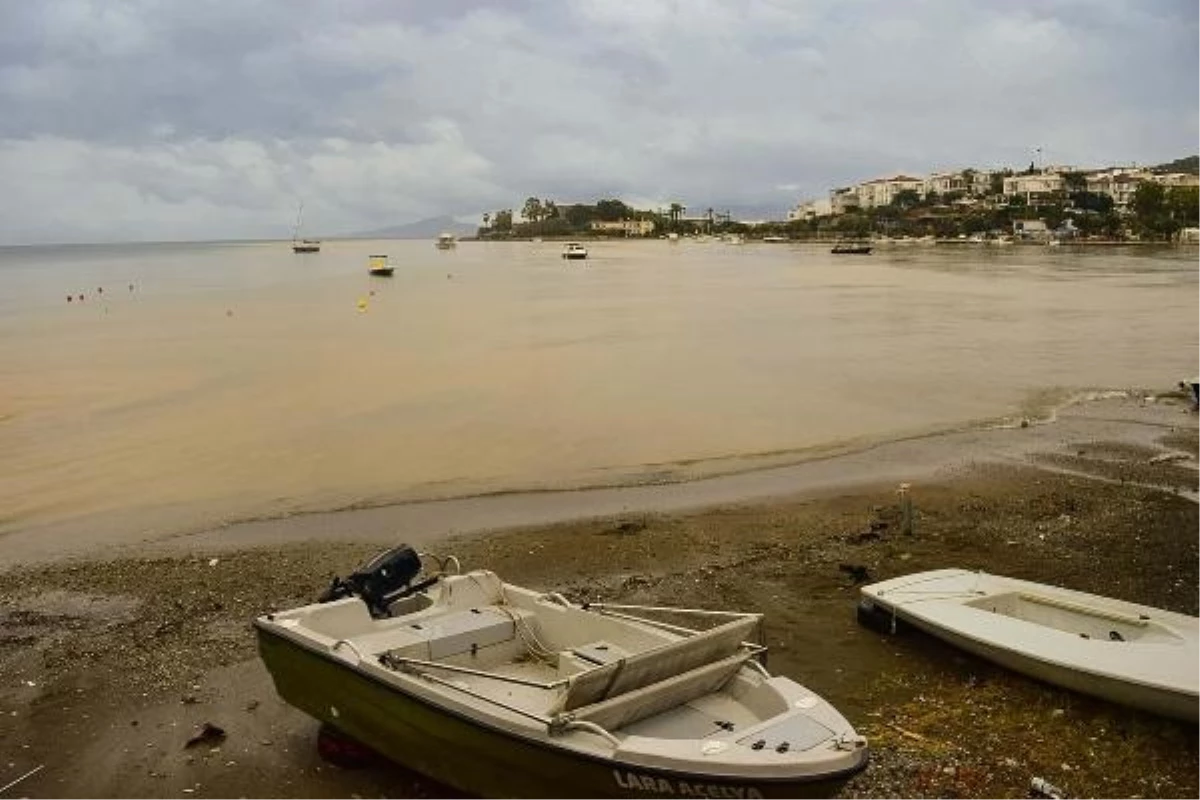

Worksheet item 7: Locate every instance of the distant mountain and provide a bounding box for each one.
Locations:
[1151,155,1198,175]
[344,215,478,239]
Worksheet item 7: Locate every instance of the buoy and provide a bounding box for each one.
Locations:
[78,294,84,302]
[97,287,103,294]
[357,298,368,312]
[67,295,73,303]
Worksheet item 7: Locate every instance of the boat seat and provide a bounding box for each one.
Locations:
[552,616,759,713]
[557,652,751,732]
[572,640,626,665]
[353,606,532,661]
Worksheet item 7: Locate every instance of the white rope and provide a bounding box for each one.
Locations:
[493,579,559,663]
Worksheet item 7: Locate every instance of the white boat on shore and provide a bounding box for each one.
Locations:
[858,569,1199,722]
[256,546,868,798]
[435,233,457,250]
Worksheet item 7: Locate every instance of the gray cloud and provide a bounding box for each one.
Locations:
[0,0,1195,243]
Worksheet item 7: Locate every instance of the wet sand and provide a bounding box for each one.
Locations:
[0,392,1196,798]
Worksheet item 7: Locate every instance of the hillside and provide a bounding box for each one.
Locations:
[1152,155,1198,175]
[344,215,477,240]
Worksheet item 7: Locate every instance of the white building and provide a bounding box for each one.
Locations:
[854,175,925,208]
[924,171,968,197]
[1003,172,1065,204]
[830,187,860,215]
[788,197,833,221]
[1085,171,1138,208]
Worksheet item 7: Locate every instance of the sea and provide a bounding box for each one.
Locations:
[0,238,1195,538]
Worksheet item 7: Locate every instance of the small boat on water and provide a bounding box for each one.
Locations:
[562,242,589,260]
[762,236,788,243]
[256,546,869,798]
[291,201,321,253]
[858,569,1199,722]
[830,240,871,255]
[435,232,457,250]
[367,254,395,276]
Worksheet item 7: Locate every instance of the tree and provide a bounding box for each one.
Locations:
[595,199,631,221]
[1132,181,1165,218]
[542,199,559,220]
[1061,171,1088,192]
[522,197,543,224]
[1068,191,1113,214]
[891,189,921,210]
[482,212,491,229]
[668,202,685,226]
[493,209,513,232]
[564,204,597,229]
[1167,186,1199,226]
[990,172,1008,196]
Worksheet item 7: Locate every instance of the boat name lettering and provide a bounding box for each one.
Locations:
[612,770,764,798]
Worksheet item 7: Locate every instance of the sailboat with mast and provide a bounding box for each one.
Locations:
[291,202,321,253]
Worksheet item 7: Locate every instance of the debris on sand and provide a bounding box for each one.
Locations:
[184,722,226,749]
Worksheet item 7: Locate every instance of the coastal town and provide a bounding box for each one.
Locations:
[477,155,1199,244]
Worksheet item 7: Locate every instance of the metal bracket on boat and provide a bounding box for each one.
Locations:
[833,733,868,751]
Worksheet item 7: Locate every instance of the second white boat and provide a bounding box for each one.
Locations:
[858,568,1198,722]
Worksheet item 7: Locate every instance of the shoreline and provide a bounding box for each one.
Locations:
[0,396,1196,798]
[2,390,1194,569]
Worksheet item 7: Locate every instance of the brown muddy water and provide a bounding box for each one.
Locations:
[0,239,1195,540]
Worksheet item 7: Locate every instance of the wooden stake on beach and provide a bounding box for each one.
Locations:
[899,483,914,536]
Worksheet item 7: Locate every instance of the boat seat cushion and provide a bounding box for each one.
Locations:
[553,616,758,712]
[561,652,750,732]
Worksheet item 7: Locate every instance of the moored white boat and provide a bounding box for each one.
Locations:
[858,569,1199,722]
[435,232,457,250]
[562,242,589,260]
[256,546,868,798]
[367,254,395,276]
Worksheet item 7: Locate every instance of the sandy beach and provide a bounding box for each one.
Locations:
[1,390,1196,798]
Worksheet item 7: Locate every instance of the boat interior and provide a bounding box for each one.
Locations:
[268,569,844,750]
[965,591,1184,644]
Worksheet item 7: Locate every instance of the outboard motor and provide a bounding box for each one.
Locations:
[319,544,432,618]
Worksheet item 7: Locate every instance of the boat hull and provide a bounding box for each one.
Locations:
[293,245,320,253]
[369,268,395,277]
[256,628,862,798]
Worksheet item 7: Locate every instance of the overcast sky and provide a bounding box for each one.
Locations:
[0,0,1196,244]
